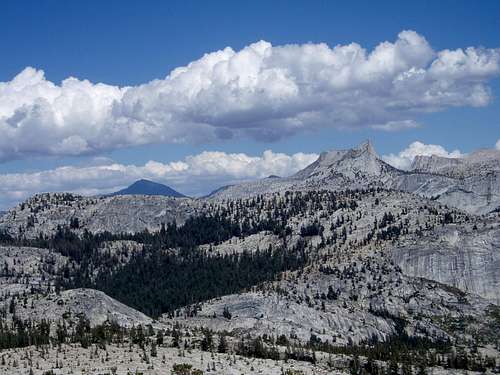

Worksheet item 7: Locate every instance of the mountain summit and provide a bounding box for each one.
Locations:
[110,179,186,198]
[292,140,390,180]
[209,140,400,201]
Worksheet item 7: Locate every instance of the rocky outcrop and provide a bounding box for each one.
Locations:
[165,291,395,344]
[412,150,500,178]
[395,150,500,214]
[12,288,153,327]
[395,171,500,215]
[411,155,463,175]
[293,140,391,180]
[0,193,199,238]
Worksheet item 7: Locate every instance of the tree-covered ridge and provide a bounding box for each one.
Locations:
[93,243,308,318]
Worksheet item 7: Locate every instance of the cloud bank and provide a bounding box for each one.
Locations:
[1,30,500,161]
[0,150,318,209]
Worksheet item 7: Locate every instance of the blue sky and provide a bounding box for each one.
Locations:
[0,0,499,208]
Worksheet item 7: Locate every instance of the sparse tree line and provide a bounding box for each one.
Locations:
[0,303,497,373]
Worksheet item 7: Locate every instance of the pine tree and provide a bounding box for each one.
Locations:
[349,355,361,375]
[150,341,157,357]
[222,306,232,320]
[217,334,228,354]
[156,330,164,346]
[201,329,213,352]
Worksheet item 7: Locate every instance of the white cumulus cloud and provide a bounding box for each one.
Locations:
[1,30,499,161]
[0,150,318,209]
[496,139,500,150]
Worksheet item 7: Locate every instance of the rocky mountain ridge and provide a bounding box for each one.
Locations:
[0,192,199,238]
[210,141,500,215]
[411,149,500,177]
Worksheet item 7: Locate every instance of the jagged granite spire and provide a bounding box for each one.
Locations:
[353,139,377,156]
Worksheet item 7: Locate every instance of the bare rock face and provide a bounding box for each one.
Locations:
[82,195,197,234]
[166,291,395,345]
[412,150,500,177]
[391,221,500,305]
[411,155,464,174]
[0,193,199,238]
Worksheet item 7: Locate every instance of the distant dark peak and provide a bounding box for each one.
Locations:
[110,179,186,198]
[266,175,281,179]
